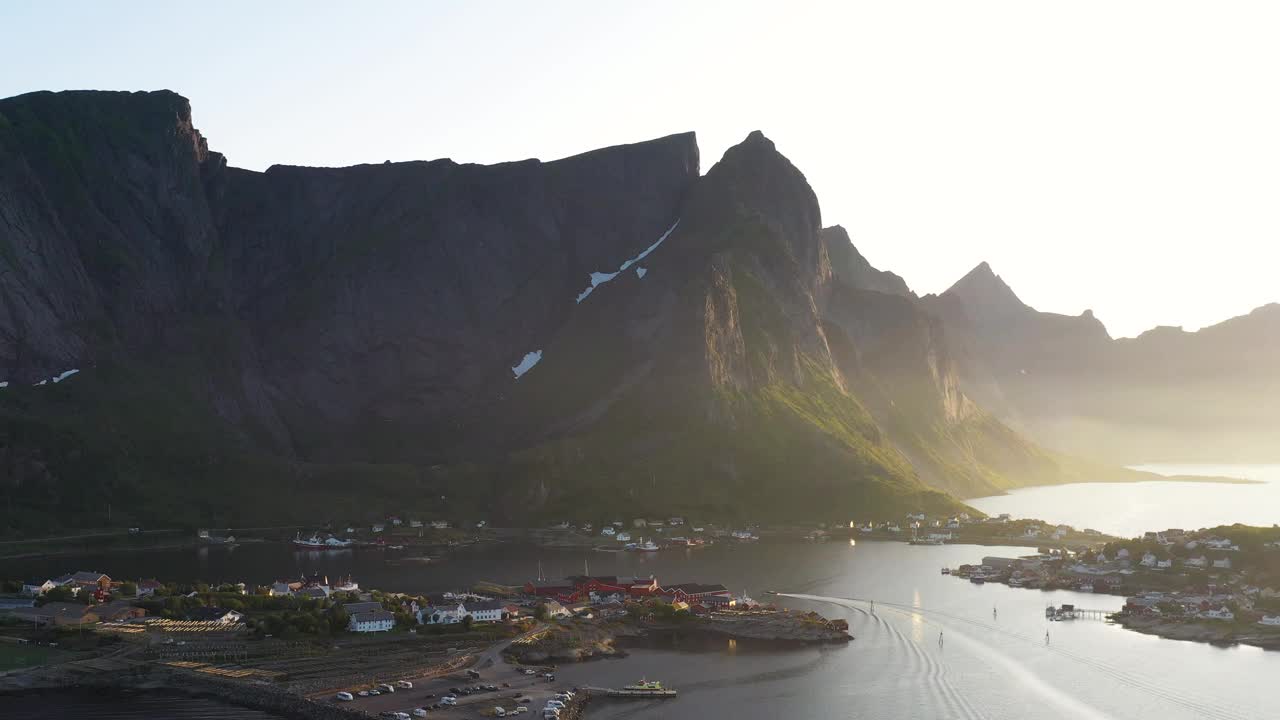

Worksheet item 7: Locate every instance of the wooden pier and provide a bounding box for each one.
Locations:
[1046,605,1114,621]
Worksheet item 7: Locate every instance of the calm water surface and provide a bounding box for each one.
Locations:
[4,533,1279,719]
[969,463,1280,537]
[5,463,1279,719]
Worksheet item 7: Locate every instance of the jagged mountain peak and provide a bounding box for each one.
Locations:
[943,261,1028,318]
[820,226,914,298]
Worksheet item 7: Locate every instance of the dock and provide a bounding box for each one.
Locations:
[1046,605,1113,621]
[583,686,678,698]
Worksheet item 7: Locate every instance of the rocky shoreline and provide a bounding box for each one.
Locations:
[1113,616,1280,650]
[503,611,851,665]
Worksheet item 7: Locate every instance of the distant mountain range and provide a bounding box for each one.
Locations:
[925,263,1280,464]
[0,90,1271,533]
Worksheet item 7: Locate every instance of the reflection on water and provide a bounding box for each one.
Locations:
[969,463,1280,537]
[4,465,1279,720]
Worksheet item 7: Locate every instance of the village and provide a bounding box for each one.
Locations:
[0,553,848,719]
[946,524,1280,648]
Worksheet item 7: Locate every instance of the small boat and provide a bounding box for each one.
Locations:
[293,533,328,549]
[940,568,951,575]
[970,576,986,584]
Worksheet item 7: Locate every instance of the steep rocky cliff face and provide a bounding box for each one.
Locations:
[0,90,218,382]
[0,89,1157,532]
[817,233,1110,497]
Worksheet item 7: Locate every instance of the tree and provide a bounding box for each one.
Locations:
[38,586,81,605]
[462,615,473,632]
[329,607,349,633]
[118,581,137,598]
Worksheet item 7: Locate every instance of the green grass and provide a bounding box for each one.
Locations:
[0,643,69,671]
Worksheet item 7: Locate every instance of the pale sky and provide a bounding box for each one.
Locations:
[5,1,1279,337]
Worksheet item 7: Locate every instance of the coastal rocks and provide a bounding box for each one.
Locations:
[507,611,852,667]
[684,610,852,643]
[1114,615,1280,651]
[503,621,624,664]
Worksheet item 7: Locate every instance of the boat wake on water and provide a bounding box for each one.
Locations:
[778,593,1253,720]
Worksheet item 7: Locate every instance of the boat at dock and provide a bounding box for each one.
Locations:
[585,680,677,698]
[292,533,328,549]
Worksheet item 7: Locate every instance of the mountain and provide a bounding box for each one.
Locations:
[929,263,1280,463]
[0,90,1146,533]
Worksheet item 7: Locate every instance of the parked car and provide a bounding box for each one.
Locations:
[397,680,413,689]
[335,692,354,701]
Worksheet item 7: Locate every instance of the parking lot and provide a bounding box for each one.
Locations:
[328,658,572,717]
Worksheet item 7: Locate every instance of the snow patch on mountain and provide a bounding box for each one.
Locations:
[635,267,647,279]
[574,219,679,303]
[512,351,543,379]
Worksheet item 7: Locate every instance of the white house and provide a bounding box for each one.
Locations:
[1258,615,1280,627]
[1116,549,1130,560]
[1156,559,1173,569]
[669,517,685,526]
[22,579,55,596]
[1185,556,1208,568]
[1140,553,1158,568]
[542,600,571,619]
[390,516,403,526]
[349,610,395,632]
[372,523,385,533]
[270,580,301,596]
[418,603,466,625]
[616,532,632,542]
[430,520,450,530]
[601,526,616,536]
[463,600,506,623]
[1201,607,1234,621]
[1212,557,1232,570]
[409,520,423,528]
